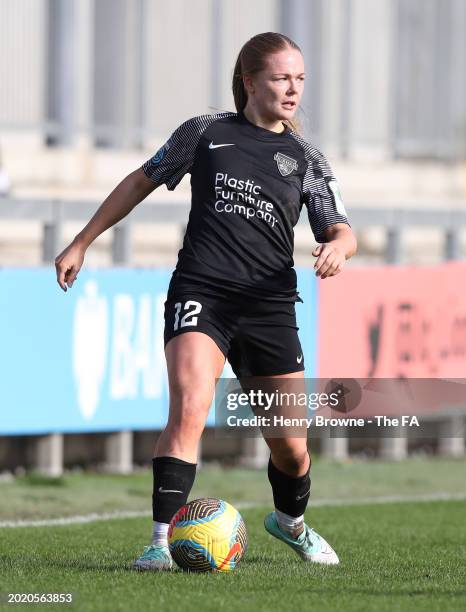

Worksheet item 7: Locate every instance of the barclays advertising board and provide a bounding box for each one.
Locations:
[0,268,317,435]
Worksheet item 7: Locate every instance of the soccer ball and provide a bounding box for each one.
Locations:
[168,497,247,572]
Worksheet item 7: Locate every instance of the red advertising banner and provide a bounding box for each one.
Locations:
[318,261,466,378]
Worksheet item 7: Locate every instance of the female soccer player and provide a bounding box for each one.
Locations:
[55,32,357,571]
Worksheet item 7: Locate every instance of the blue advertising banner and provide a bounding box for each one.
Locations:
[0,268,317,435]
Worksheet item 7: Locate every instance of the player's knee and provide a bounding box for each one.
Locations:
[274,445,309,477]
[167,392,210,431]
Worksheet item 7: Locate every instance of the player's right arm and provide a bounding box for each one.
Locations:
[55,114,229,292]
[55,168,157,292]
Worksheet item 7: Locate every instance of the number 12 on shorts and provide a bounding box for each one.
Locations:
[173,300,202,330]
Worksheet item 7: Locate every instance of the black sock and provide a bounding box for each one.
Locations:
[267,455,311,517]
[152,456,197,523]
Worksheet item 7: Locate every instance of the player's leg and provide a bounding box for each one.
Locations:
[263,371,310,536]
[248,370,312,540]
[260,371,339,565]
[133,331,226,571]
[156,329,226,462]
[229,295,339,565]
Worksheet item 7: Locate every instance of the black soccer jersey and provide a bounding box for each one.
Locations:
[142,110,351,300]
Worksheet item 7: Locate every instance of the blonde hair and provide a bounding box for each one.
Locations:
[232,32,303,133]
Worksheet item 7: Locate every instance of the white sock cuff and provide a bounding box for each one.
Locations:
[152,521,169,545]
[275,509,304,530]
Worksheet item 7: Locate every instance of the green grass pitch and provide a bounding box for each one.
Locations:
[0,459,465,611]
[1,501,465,611]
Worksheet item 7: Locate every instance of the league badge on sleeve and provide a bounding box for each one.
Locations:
[328,179,347,216]
[152,138,172,165]
[274,152,298,177]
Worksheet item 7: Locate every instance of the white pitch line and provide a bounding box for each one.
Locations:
[1,492,465,529]
[0,510,151,529]
[308,491,466,507]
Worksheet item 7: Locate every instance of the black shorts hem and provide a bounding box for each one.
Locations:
[164,328,229,360]
[235,364,305,378]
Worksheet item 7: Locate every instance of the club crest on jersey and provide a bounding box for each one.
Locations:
[273,152,298,177]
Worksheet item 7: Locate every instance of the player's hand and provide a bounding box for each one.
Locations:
[55,240,86,292]
[312,243,346,279]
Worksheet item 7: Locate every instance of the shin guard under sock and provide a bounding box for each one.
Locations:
[152,456,197,523]
[267,455,311,517]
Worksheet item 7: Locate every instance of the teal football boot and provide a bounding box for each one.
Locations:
[132,544,173,571]
[264,512,339,565]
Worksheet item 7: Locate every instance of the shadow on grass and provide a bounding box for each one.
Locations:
[0,551,262,575]
[2,553,465,598]
[0,553,122,573]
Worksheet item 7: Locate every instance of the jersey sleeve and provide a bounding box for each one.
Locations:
[141,113,234,191]
[301,147,351,243]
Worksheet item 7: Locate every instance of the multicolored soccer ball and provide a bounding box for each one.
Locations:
[168,498,247,572]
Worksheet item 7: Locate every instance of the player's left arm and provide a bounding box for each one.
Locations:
[313,223,357,279]
[299,143,358,278]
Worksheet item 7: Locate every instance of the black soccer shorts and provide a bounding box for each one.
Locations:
[163,278,305,378]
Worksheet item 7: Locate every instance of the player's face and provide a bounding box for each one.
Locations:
[247,48,305,122]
